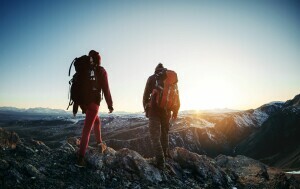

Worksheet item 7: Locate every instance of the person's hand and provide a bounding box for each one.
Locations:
[73,103,79,117]
[172,112,178,120]
[108,106,114,114]
[145,110,149,118]
[145,104,150,118]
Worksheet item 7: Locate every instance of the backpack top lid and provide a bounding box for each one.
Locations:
[74,55,91,73]
[164,70,178,85]
[155,63,178,85]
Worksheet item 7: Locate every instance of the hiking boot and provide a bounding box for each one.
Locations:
[165,163,176,176]
[164,150,172,159]
[155,155,166,170]
[97,142,107,153]
[75,155,86,168]
[156,162,166,170]
[146,157,157,165]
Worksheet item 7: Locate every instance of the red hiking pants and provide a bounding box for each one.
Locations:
[79,103,102,157]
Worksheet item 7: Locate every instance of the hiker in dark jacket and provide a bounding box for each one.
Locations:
[143,63,180,169]
[77,50,113,167]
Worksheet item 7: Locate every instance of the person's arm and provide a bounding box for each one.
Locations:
[100,68,113,112]
[143,77,152,111]
[172,89,180,119]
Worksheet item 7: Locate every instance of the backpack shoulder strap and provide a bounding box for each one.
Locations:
[155,68,167,89]
[96,66,106,100]
[68,58,77,76]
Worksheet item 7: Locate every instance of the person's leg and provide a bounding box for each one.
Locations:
[161,122,170,158]
[79,103,99,157]
[161,113,171,158]
[93,115,107,153]
[93,116,102,144]
[149,116,165,168]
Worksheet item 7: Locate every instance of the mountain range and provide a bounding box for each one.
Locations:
[103,94,300,171]
[236,94,300,169]
[0,94,299,188]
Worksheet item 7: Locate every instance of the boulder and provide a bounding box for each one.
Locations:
[116,148,162,183]
[171,147,231,187]
[0,128,20,149]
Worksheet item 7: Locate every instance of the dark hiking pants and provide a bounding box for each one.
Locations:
[149,114,170,166]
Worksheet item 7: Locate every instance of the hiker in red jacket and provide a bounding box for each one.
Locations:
[143,63,180,169]
[77,50,113,167]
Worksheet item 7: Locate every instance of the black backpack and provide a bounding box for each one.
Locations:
[67,55,99,114]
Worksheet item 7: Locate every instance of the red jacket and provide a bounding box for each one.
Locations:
[93,66,113,109]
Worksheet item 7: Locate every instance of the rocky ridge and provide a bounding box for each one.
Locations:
[0,128,299,189]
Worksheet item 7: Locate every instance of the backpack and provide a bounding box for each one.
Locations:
[153,69,180,112]
[67,55,99,113]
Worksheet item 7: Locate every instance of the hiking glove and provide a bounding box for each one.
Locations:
[108,106,114,113]
[73,103,79,117]
[172,111,178,120]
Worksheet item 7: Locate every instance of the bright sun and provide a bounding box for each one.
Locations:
[180,77,240,110]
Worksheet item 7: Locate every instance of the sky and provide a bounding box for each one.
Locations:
[0,0,299,112]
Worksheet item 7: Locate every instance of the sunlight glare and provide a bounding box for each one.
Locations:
[180,76,240,110]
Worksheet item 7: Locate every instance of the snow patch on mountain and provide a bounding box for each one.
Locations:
[232,101,287,128]
[186,129,195,142]
[234,113,255,127]
[234,110,268,128]
[190,118,215,128]
[286,170,300,174]
[253,109,269,125]
[206,129,216,142]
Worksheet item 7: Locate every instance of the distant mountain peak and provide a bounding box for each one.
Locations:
[284,94,300,108]
[0,106,67,115]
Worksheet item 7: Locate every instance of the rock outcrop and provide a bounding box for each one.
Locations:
[1,128,299,189]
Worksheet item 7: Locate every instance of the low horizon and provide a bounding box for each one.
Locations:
[0,92,297,114]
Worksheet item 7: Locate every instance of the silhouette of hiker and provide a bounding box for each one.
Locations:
[143,63,180,169]
[76,50,113,167]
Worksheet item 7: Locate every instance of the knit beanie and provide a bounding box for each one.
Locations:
[89,50,101,65]
[155,63,164,71]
